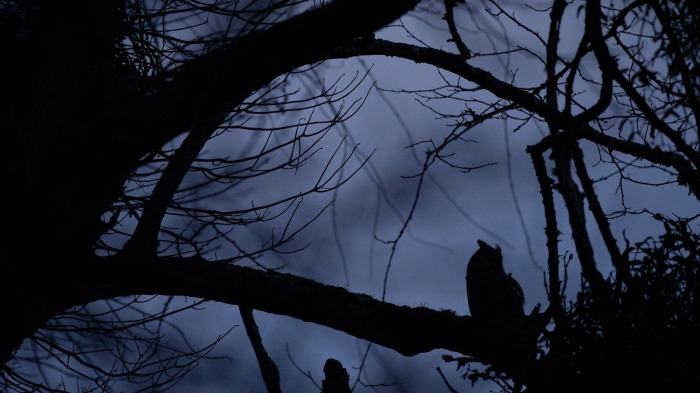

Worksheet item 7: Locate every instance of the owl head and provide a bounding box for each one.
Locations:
[470,239,505,274]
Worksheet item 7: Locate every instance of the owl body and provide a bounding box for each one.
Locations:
[466,240,524,321]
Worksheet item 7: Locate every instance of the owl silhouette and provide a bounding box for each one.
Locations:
[466,240,524,321]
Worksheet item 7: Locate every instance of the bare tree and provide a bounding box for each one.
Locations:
[1,0,698,391]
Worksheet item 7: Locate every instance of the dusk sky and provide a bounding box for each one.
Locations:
[127,3,692,392]
[12,1,697,392]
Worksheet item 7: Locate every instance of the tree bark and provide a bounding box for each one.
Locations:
[111,0,422,170]
[2,255,539,370]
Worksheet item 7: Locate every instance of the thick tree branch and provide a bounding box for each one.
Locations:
[122,118,223,255]
[332,38,700,199]
[113,0,420,169]
[332,38,560,120]
[64,256,537,364]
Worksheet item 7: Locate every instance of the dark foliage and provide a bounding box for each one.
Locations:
[534,217,700,393]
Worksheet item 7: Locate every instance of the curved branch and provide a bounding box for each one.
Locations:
[332,38,700,199]
[571,0,612,124]
[583,1,700,169]
[332,38,560,121]
[112,0,421,170]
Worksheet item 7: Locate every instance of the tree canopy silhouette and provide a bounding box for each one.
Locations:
[1,0,699,392]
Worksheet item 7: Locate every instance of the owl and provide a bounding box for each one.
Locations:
[466,240,525,321]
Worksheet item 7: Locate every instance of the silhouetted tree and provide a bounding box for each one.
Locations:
[1,0,699,392]
[531,216,700,393]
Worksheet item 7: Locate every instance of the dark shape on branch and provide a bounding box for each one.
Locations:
[466,240,525,321]
[321,358,351,393]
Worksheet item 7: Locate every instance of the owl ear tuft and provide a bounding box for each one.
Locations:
[495,244,501,252]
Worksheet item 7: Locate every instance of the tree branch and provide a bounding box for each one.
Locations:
[331,38,560,121]
[122,120,220,255]
[240,306,282,393]
[648,1,700,120]
[112,0,420,169]
[585,0,700,169]
[570,143,629,283]
[527,146,562,320]
[331,38,700,199]
[551,138,608,294]
[64,255,538,365]
[443,0,471,59]
[545,0,567,108]
[571,0,613,124]
[574,126,700,198]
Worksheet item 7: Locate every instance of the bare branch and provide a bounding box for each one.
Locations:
[570,143,629,284]
[527,145,562,319]
[240,307,281,393]
[113,0,421,169]
[443,0,471,59]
